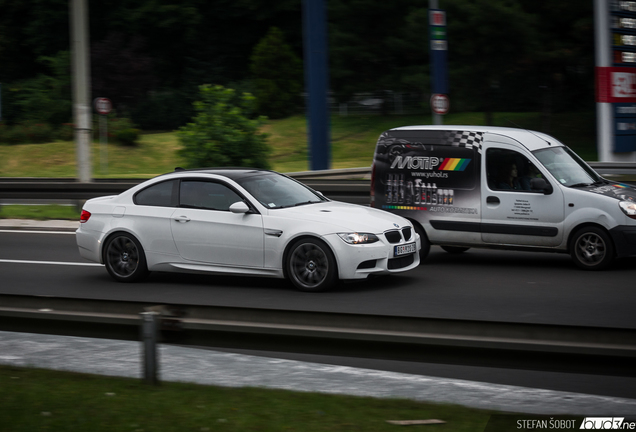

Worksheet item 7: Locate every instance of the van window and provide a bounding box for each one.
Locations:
[533,146,602,187]
[486,148,543,191]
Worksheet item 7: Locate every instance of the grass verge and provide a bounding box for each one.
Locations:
[1,365,496,432]
[0,111,597,178]
[0,204,79,220]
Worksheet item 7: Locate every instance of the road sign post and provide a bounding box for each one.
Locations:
[429,5,449,125]
[94,97,112,174]
[431,93,450,116]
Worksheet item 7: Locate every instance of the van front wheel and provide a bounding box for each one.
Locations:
[441,246,470,254]
[570,227,614,270]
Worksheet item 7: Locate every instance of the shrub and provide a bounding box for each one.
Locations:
[25,123,54,143]
[178,84,270,169]
[0,123,53,144]
[94,114,140,146]
[55,123,75,141]
[114,128,140,146]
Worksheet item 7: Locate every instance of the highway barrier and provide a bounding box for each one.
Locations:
[1,293,635,382]
[1,163,634,206]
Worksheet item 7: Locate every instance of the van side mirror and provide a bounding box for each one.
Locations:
[530,177,553,194]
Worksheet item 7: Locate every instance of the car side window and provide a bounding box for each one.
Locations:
[134,180,178,207]
[486,148,543,192]
[180,180,243,211]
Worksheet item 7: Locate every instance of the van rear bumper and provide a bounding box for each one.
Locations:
[609,226,636,258]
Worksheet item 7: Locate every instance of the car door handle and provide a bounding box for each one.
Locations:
[486,196,500,204]
[174,216,191,223]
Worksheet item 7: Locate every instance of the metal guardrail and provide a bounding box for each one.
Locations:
[0,163,635,205]
[1,294,635,376]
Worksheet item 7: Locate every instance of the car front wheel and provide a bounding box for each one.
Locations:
[286,238,337,292]
[570,227,614,270]
[104,233,149,282]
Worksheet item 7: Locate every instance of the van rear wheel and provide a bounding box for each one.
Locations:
[570,227,614,270]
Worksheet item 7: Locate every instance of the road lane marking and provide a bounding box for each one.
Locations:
[0,259,102,267]
[0,230,76,235]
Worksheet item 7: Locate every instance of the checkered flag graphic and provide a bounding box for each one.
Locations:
[444,131,484,153]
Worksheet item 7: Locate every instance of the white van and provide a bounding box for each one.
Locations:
[371,125,636,270]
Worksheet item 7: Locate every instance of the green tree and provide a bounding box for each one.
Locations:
[250,27,303,119]
[446,0,538,124]
[178,84,270,169]
[12,51,72,125]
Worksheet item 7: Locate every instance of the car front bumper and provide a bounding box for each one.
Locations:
[324,233,421,280]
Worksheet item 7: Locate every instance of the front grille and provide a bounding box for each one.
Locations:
[388,254,415,269]
[402,227,412,241]
[384,230,401,243]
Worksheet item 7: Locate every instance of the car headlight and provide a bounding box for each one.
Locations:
[338,232,380,244]
[619,200,636,219]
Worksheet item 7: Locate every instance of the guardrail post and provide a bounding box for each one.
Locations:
[140,311,160,385]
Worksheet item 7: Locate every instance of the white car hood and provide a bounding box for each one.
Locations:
[270,201,408,233]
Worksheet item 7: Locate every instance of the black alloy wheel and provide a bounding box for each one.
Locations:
[104,233,149,282]
[287,238,337,292]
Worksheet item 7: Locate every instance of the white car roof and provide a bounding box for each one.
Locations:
[389,125,564,152]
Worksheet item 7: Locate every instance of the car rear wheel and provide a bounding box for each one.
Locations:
[286,238,337,292]
[570,227,614,270]
[104,233,149,282]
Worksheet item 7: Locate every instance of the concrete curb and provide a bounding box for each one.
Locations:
[0,219,79,232]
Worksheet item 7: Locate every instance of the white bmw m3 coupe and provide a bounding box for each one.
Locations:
[76,168,420,292]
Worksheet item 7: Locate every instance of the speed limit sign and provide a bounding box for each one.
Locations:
[430,94,450,115]
[94,97,112,115]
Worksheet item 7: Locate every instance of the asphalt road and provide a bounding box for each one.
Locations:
[1,230,634,328]
[1,229,636,401]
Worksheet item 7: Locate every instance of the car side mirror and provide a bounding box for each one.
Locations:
[229,201,250,214]
[530,177,553,195]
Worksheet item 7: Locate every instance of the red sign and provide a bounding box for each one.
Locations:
[430,94,450,115]
[94,97,112,115]
[430,10,446,26]
[596,67,636,103]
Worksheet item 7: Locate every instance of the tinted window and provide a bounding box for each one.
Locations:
[135,180,178,207]
[486,148,544,191]
[180,180,243,211]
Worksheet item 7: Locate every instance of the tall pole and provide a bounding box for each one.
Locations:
[594,0,613,162]
[70,0,92,182]
[302,0,330,171]
[430,0,441,126]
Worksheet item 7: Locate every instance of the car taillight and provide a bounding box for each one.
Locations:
[80,210,91,223]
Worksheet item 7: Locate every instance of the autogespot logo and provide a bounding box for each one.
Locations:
[580,418,636,430]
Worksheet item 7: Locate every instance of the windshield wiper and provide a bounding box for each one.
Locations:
[571,180,607,188]
[293,200,322,207]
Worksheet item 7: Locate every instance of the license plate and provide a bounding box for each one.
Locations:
[394,242,416,257]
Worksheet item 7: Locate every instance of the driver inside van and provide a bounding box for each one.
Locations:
[497,162,523,190]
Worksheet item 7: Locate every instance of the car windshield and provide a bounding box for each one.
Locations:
[236,173,327,209]
[533,146,604,187]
